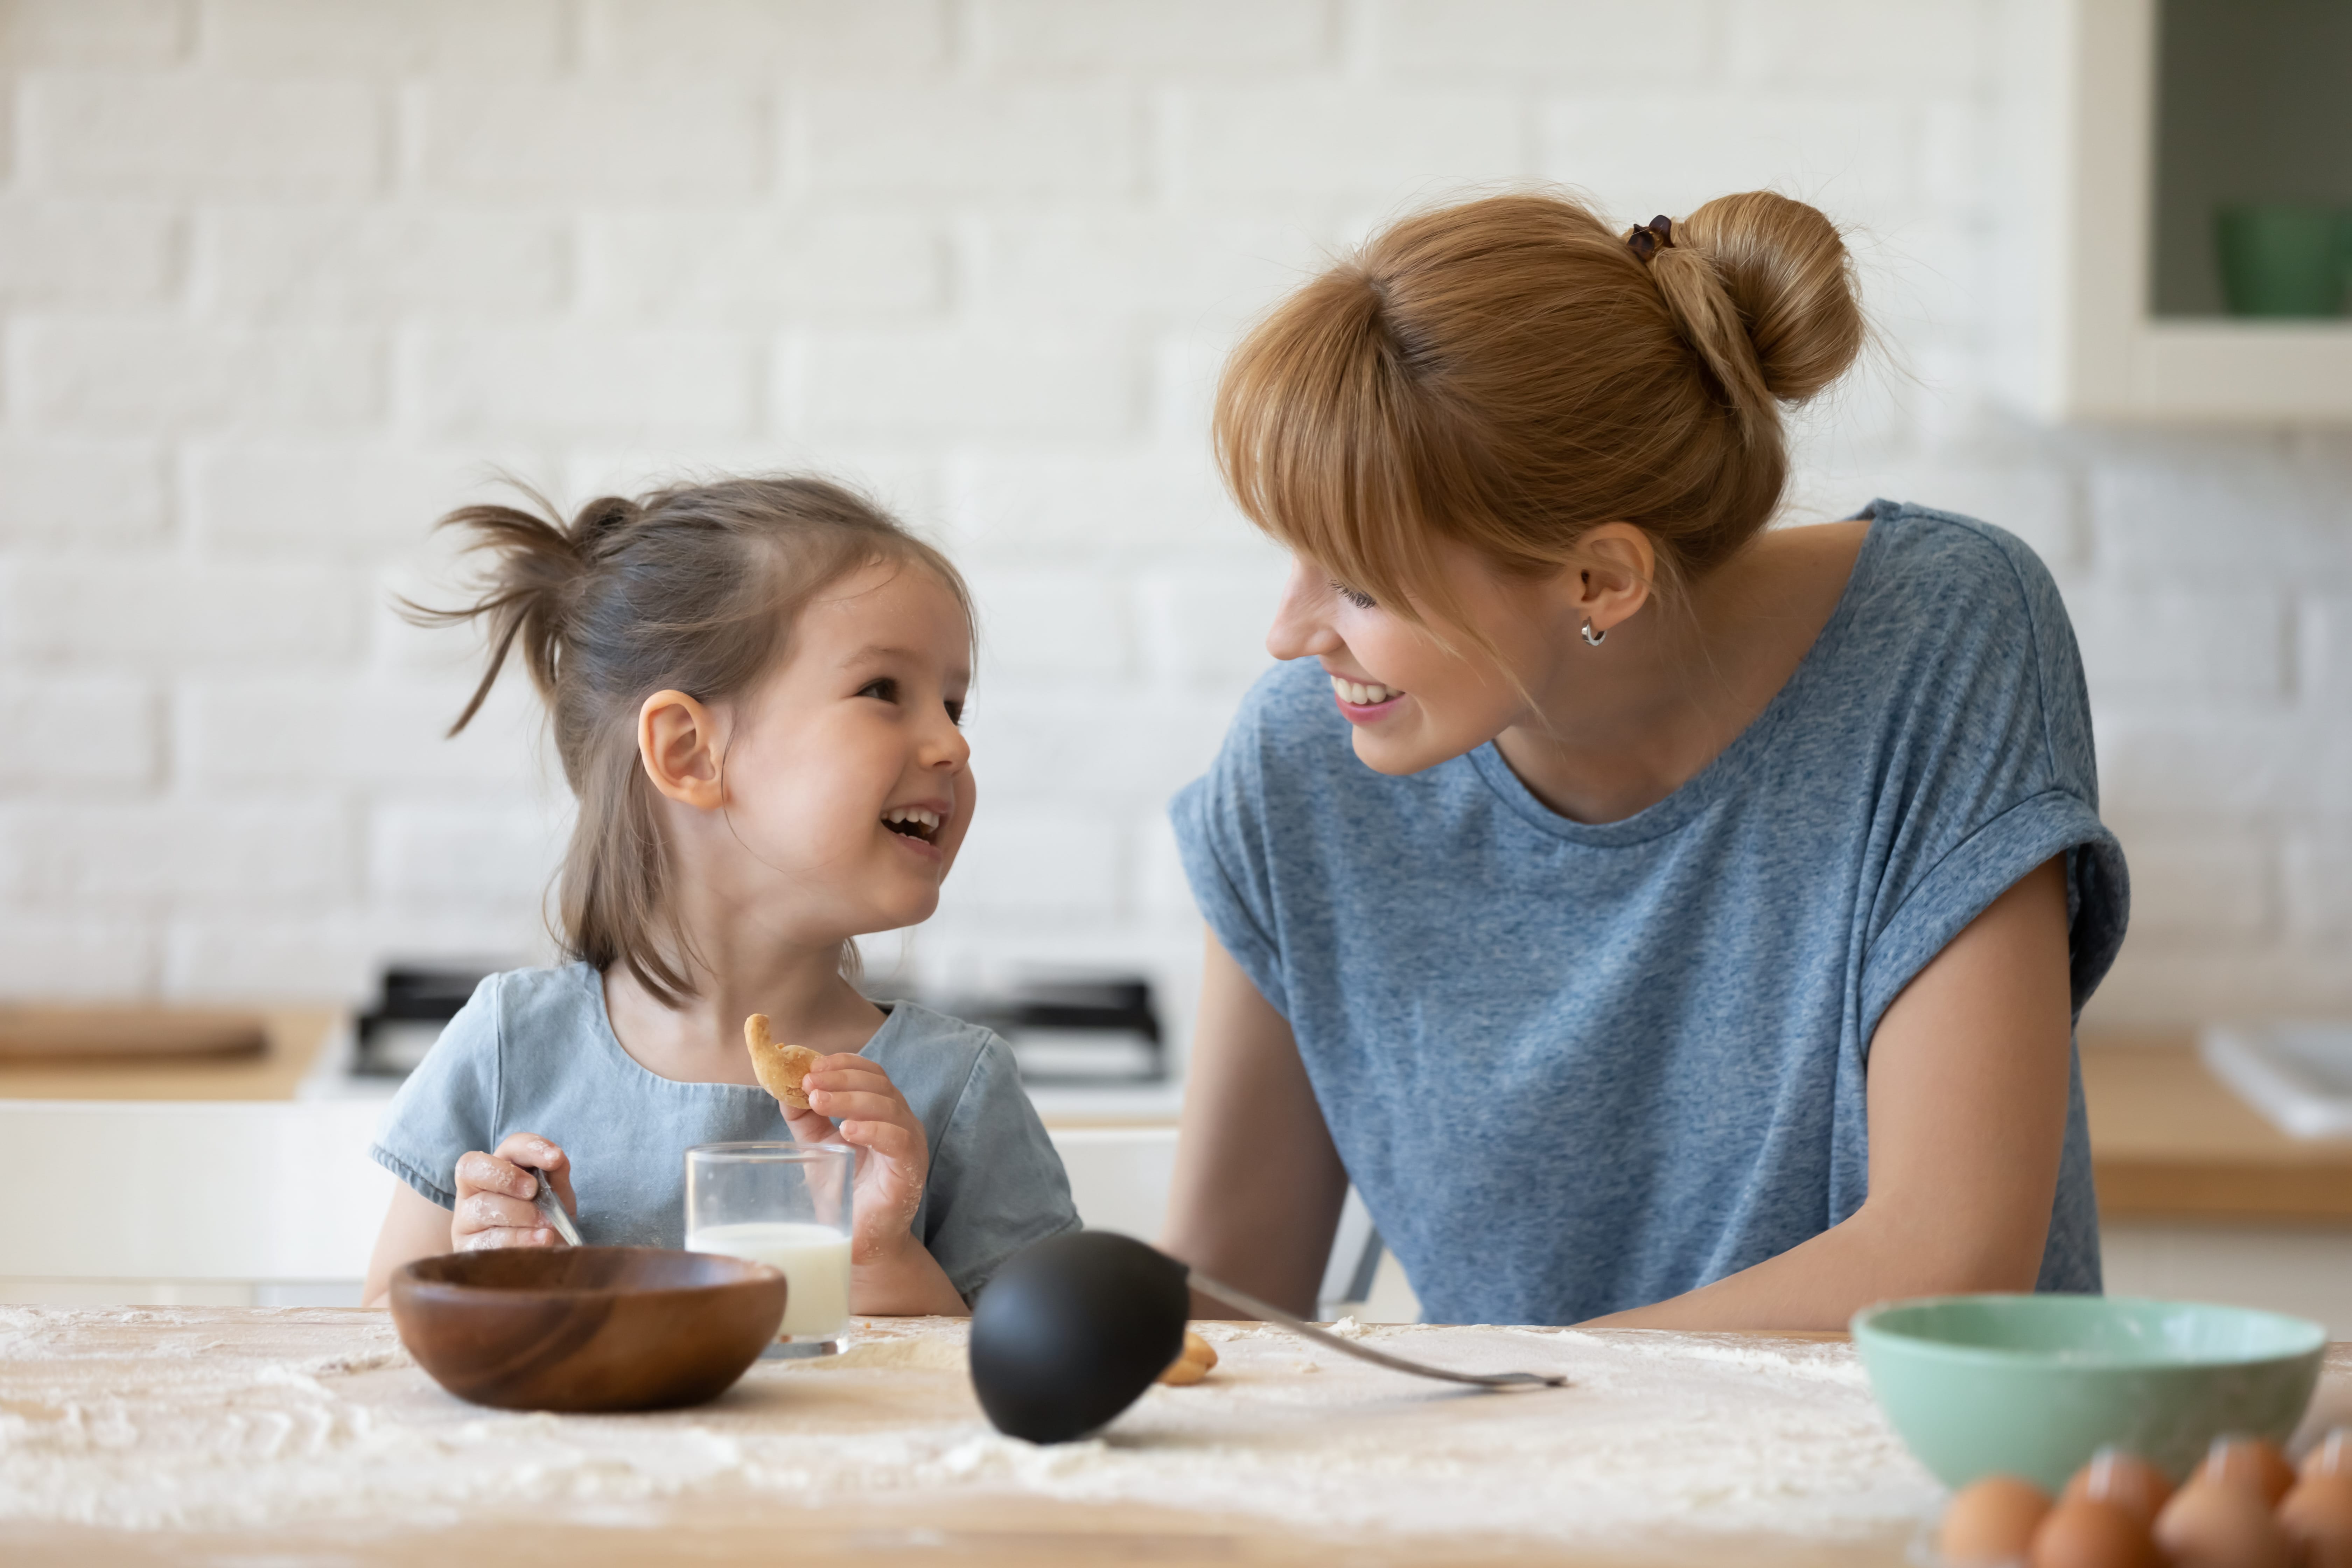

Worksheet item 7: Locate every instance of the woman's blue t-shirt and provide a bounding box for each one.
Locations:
[1169,503,2130,1326]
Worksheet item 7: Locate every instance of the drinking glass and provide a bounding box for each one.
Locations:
[684,1142,855,1358]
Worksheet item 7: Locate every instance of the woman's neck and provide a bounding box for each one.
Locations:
[1494,519,1868,825]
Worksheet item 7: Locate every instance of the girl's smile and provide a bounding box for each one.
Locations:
[880,797,953,862]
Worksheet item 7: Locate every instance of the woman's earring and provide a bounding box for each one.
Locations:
[1581,618,1607,648]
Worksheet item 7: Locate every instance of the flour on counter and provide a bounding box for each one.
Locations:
[10,1307,2337,1549]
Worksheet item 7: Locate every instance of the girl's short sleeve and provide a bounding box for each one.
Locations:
[919,1033,1082,1301]
[369,975,503,1209]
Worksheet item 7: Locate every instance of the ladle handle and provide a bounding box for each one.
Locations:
[1184,1268,1564,1390]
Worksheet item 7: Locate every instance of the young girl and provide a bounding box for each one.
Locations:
[360,476,1079,1312]
[1162,191,2129,1330]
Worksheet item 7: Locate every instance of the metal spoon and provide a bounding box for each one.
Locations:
[1186,1268,1566,1390]
[523,1165,582,1247]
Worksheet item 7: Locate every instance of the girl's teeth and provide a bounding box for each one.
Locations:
[1330,676,1399,706]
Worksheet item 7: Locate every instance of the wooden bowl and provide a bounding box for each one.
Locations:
[390,1247,786,1412]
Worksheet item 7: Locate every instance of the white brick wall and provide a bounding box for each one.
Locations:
[0,0,2345,1035]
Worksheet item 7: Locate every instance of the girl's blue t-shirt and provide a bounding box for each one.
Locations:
[370,963,1081,1302]
[1169,503,2130,1326]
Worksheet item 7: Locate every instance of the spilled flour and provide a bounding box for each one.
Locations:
[4,1306,2344,1551]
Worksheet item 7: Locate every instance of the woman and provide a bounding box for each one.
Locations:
[1161,190,2127,1330]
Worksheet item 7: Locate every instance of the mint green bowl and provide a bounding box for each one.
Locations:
[1851,1294,2325,1493]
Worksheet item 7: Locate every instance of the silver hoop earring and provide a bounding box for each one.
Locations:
[1581,619,1606,648]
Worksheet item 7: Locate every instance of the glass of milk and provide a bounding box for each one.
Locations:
[683,1142,855,1358]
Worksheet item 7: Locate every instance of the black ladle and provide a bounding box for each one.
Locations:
[968,1231,1566,1444]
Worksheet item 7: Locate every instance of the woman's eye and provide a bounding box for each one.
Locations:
[1330,579,1376,610]
[858,677,898,703]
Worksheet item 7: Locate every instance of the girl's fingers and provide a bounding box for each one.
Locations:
[838,1118,919,1162]
[458,1225,557,1252]
[457,1191,543,1233]
[807,1089,914,1125]
[802,1064,899,1098]
[488,1133,575,1212]
[493,1132,567,1173]
[455,1150,535,1201]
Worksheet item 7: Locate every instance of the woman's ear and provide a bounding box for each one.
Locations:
[638,689,726,810]
[1567,523,1656,634]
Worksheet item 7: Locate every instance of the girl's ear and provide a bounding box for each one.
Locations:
[638,689,726,810]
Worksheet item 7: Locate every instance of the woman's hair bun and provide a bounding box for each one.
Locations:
[1675,190,1864,406]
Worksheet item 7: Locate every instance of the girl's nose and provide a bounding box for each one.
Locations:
[1265,558,1342,662]
[920,708,972,771]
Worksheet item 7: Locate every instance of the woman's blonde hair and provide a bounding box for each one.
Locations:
[410,475,972,1008]
[1213,189,1865,638]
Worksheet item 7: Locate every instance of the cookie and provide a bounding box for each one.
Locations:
[1157,1329,1218,1386]
[744,1013,822,1111]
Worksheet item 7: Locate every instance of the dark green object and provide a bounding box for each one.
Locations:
[968,1230,1189,1443]
[2215,203,2350,316]
[1853,1293,2324,1492]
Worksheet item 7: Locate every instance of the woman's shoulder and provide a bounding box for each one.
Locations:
[1854,499,2069,628]
[1823,499,2097,790]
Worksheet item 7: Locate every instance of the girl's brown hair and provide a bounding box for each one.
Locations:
[1213,189,1865,638]
[411,475,972,1008]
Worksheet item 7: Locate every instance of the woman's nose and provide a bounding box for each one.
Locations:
[1265,560,1339,662]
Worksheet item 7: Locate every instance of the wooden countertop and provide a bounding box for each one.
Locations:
[2084,1034,2352,1224]
[0,1308,1955,1567]
[0,1009,340,1101]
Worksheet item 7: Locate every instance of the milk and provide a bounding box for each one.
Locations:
[686,1222,853,1339]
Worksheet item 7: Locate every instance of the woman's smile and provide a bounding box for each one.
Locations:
[1329,671,1408,722]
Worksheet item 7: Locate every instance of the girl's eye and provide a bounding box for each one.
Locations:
[859,677,898,703]
[1330,579,1376,610]
[944,698,965,727]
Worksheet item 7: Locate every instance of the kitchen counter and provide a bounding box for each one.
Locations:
[0,1009,340,1102]
[0,1306,2131,1568]
[2082,1034,2352,1223]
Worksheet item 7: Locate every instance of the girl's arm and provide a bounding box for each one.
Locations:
[1587,855,2076,1331]
[362,1184,456,1308]
[1160,932,1352,1320]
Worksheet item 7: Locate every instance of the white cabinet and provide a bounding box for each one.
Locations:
[2007,0,2352,421]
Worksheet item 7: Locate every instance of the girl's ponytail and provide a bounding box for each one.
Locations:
[405,476,970,1009]
[408,489,625,737]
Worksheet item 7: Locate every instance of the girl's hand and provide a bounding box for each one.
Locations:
[451,1133,577,1252]
[785,1056,929,1265]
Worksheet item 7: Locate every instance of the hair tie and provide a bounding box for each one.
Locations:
[1625,215,1674,263]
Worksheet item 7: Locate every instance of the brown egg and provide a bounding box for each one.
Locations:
[2307,1428,2352,1484]
[2198,1434,2296,1507]
[1941,1474,2053,1564]
[2058,1448,2174,1527]
[2153,1471,2294,1568]
[2279,1474,2352,1568]
[2028,1497,2161,1568]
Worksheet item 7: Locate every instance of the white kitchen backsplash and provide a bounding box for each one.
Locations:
[0,0,2346,1053]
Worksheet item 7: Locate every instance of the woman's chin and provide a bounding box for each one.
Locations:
[1350,722,1457,777]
